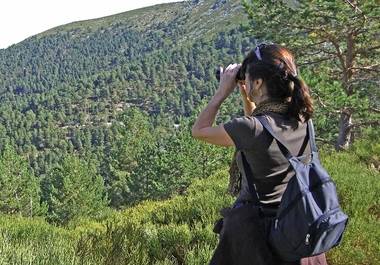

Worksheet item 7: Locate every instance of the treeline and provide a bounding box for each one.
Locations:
[0,106,233,224]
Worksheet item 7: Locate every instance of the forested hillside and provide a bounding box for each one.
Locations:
[0,0,253,217]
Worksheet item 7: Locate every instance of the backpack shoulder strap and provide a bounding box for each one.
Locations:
[307,119,318,153]
[240,151,261,206]
[241,116,318,206]
[256,115,318,159]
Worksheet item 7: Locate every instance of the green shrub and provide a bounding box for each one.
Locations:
[322,150,380,265]
[1,141,379,265]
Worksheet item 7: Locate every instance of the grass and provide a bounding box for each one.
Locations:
[322,151,379,265]
[0,142,378,264]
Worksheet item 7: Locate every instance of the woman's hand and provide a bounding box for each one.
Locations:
[215,64,241,99]
[238,81,256,116]
[191,64,240,148]
[238,81,250,101]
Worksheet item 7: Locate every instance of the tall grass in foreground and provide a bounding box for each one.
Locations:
[0,146,379,264]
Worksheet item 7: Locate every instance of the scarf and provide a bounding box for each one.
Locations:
[227,99,289,196]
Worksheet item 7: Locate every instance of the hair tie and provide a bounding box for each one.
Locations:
[289,73,298,81]
[254,46,262,61]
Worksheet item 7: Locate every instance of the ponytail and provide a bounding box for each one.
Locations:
[288,75,313,121]
[242,43,314,121]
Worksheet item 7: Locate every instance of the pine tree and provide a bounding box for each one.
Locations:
[0,145,46,217]
[243,0,380,149]
[46,155,108,224]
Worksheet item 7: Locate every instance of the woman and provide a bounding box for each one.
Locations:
[191,44,328,265]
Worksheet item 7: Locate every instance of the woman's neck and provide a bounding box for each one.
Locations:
[254,95,270,106]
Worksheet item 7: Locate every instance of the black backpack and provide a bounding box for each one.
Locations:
[241,115,348,262]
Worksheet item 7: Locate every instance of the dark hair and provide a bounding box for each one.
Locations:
[241,43,313,121]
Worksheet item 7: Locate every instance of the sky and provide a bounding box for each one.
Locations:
[0,0,182,49]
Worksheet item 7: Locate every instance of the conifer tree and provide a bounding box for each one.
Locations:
[243,0,380,149]
[0,145,46,217]
[46,155,108,224]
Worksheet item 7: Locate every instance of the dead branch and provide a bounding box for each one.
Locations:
[320,47,341,56]
[349,64,380,73]
[355,45,380,56]
[324,33,346,72]
[298,56,335,66]
[369,107,380,114]
[304,40,328,48]
[315,93,328,108]
[312,92,342,114]
[344,0,362,14]
[349,77,380,85]
[315,137,333,144]
[349,120,380,129]
[344,0,367,20]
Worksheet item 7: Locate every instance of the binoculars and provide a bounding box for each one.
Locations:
[215,66,245,82]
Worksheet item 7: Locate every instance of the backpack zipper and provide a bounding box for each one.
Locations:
[305,234,310,245]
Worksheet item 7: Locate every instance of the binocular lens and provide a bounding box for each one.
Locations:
[215,68,221,81]
[215,66,245,82]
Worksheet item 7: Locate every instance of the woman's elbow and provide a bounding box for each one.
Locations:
[191,126,201,139]
[192,124,207,139]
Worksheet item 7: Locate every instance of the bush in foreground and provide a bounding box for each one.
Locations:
[0,145,378,264]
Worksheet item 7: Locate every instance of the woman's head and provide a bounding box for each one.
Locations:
[241,43,313,121]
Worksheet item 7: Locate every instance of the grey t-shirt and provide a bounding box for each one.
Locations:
[223,112,311,207]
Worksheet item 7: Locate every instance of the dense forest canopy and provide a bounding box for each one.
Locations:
[0,0,251,221]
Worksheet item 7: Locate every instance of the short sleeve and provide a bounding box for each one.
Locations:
[223,116,257,150]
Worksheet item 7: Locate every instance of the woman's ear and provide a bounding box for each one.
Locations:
[248,78,265,102]
[254,78,264,91]
[251,78,264,94]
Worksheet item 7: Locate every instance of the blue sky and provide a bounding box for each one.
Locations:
[0,0,181,49]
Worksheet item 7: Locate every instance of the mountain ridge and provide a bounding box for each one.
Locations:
[28,0,246,46]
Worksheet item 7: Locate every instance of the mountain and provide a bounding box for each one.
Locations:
[0,0,253,200]
[0,0,248,101]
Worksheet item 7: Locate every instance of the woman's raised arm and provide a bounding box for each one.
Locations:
[191,64,241,147]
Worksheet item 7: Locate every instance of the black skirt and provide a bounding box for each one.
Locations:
[209,204,328,265]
